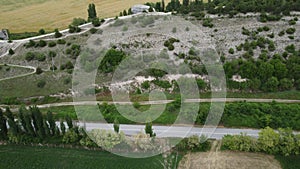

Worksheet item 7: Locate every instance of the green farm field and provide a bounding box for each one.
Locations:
[0,145,181,169]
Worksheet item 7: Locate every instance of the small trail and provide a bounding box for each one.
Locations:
[205,140,222,169]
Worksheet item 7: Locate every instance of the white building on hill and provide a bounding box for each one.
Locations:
[131,4,153,14]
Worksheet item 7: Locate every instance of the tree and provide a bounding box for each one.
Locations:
[18,106,28,133]
[162,0,165,12]
[39,29,45,35]
[257,62,274,82]
[145,122,155,137]
[123,10,127,16]
[8,48,14,55]
[60,120,66,135]
[262,77,279,92]
[43,119,51,136]
[6,107,19,136]
[88,3,97,21]
[229,48,234,54]
[183,0,189,6]
[62,129,79,144]
[47,111,56,136]
[54,29,62,38]
[278,128,297,156]
[271,59,287,80]
[0,109,8,140]
[279,78,293,91]
[258,127,280,154]
[92,18,101,27]
[113,118,120,133]
[65,115,73,129]
[30,106,45,139]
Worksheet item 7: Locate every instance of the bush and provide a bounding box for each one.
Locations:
[72,17,86,26]
[54,29,62,38]
[168,44,175,51]
[286,28,296,34]
[172,27,177,33]
[89,28,97,34]
[48,41,56,47]
[202,18,213,28]
[36,67,43,74]
[278,30,285,36]
[92,18,101,27]
[48,51,56,58]
[36,53,46,62]
[263,26,270,31]
[288,19,296,25]
[8,49,14,55]
[39,29,45,35]
[228,48,234,54]
[68,25,81,33]
[38,40,47,47]
[285,44,296,53]
[37,80,46,88]
[25,52,35,61]
[57,39,66,45]
[26,40,36,48]
[141,81,150,89]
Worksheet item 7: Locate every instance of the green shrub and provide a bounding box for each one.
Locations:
[37,80,46,88]
[48,41,56,47]
[8,48,14,55]
[228,48,234,54]
[286,28,296,34]
[25,52,35,61]
[57,39,66,45]
[72,17,86,26]
[89,28,97,34]
[54,29,62,38]
[36,53,46,62]
[38,40,47,47]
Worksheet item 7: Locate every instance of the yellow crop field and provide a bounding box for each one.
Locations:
[0,0,171,33]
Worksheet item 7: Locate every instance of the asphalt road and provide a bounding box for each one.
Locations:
[72,122,260,140]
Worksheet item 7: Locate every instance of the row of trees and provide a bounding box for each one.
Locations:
[0,106,76,143]
[163,0,300,16]
[222,127,300,156]
[95,101,300,131]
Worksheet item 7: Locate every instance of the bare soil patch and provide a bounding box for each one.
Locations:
[179,141,282,169]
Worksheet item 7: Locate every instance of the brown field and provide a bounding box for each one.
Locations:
[178,141,282,169]
[0,0,172,33]
[179,151,282,169]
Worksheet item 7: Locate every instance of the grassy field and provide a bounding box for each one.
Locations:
[0,145,181,169]
[275,155,300,169]
[0,0,171,33]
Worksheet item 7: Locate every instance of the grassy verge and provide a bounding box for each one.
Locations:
[275,155,300,169]
[0,145,177,169]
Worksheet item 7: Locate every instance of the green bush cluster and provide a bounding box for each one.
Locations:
[222,127,300,156]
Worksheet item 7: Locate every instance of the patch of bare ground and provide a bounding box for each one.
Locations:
[178,140,282,169]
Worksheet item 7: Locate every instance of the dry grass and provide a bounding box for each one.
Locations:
[178,151,282,169]
[0,0,171,33]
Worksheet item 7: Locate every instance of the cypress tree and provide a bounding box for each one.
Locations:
[6,107,19,136]
[88,3,97,21]
[65,115,73,129]
[47,111,56,136]
[0,109,8,140]
[60,120,66,135]
[30,106,45,139]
